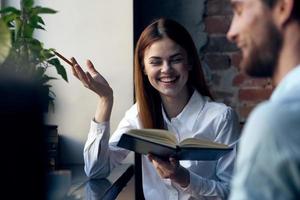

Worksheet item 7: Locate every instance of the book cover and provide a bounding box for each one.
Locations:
[117,129,233,160]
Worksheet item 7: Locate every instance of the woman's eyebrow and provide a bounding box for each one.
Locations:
[148,53,182,60]
[148,56,161,60]
[170,53,183,58]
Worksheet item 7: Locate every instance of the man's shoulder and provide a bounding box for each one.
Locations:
[234,100,300,200]
[249,100,300,125]
[243,100,300,143]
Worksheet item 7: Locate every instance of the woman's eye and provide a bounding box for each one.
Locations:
[149,60,161,66]
[171,58,183,63]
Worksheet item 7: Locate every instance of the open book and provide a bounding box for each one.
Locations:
[117,129,233,160]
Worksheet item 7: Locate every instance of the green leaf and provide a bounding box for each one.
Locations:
[48,58,68,82]
[41,74,57,84]
[36,66,46,76]
[41,49,55,59]
[2,13,18,24]
[0,19,12,65]
[27,15,45,30]
[28,38,43,46]
[29,15,39,25]
[22,0,34,9]
[27,39,43,58]
[32,6,57,14]
[32,24,45,30]
[0,7,21,15]
[23,23,34,37]
[37,16,45,25]
[14,17,22,40]
[35,69,57,84]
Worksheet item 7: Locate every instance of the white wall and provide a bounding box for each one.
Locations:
[33,0,134,164]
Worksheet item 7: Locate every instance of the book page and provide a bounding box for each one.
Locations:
[179,138,229,148]
[126,129,178,147]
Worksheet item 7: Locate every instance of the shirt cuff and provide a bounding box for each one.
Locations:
[89,120,110,139]
[182,170,200,191]
[173,169,206,198]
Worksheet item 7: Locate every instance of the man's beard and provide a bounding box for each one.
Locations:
[241,22,283,78]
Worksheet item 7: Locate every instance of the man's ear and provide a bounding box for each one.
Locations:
[273,0,294,28]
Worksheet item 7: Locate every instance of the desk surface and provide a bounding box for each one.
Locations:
[47,164,134,200]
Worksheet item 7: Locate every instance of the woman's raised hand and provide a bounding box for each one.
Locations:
[70,57,113,122]
[70,57,113,100]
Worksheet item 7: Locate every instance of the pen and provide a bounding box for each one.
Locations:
[53,51,73,66]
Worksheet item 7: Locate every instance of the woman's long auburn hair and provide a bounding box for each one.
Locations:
[134,18,212,129]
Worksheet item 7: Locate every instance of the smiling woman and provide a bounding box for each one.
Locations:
[142,37,191,116]
[135,19,213,129]
[74,18,240,200]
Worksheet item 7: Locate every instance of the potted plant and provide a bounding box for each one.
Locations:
[0,0,68,110]
[0,18,11,65]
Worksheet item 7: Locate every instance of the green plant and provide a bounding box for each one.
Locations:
[0,0,68,109]
[0,18,11,64]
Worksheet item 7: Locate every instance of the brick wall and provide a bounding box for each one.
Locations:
[202,0,273,123]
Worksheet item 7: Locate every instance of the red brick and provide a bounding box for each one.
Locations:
[212,90,234,100]
[247,77,271,87]
[233,73,247,86]
[239,104,256,119]
[204,53,230,70]
[239,88,273,101]
[204,15,232,34]
[246,78,272,88]
[205,0,233,16]
[212,91,235,107]
[233,74,272,88]
[203,35,238,53]
[230,52,242,68]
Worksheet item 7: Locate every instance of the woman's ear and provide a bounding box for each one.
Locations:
[143,67,147,75]
[141,62,147,75]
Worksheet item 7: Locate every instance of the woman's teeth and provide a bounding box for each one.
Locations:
[160,77,177,83]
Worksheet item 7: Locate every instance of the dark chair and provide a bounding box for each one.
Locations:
[135,153,145,200]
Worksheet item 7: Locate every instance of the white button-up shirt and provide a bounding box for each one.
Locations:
[229,65,300,200]
[84,90,240,200]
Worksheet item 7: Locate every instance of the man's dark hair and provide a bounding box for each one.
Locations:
[262,0,300,21]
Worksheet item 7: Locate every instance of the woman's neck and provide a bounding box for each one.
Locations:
[161,87,193,119]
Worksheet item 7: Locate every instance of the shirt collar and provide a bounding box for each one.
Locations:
[271,64,300,101]
[162,90,206,126]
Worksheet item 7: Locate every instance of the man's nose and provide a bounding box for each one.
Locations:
[227,19,237,43]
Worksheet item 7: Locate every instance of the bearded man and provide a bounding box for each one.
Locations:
[227,0,300,199]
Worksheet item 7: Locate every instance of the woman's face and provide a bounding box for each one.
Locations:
[143,37,190,101]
